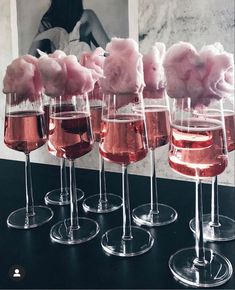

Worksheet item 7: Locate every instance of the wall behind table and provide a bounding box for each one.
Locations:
[0,0,234,186]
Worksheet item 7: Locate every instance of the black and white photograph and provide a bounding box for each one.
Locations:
[16,0,131,58]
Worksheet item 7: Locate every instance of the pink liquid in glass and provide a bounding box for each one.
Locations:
[99,114,148,165]
[4,111,46,153]
[224,111,235,152]
[48,111,93,160]
[144,106,169,149]
[43,104,50,137]
[90,106,102,142]
[169,119,227,178]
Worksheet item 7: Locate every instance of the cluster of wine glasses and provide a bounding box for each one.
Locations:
[3,89,234,287]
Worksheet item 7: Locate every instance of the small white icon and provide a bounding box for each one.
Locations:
[13,269,21,278]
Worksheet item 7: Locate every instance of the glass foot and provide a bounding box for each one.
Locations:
[44,188,84,206]
[82,193,122,213]
[132,203,177,227]
[189,214,235,242]
[169,247,233,288]
[7,206,54,229]
[101,226,154,257]
[50,218,99,245]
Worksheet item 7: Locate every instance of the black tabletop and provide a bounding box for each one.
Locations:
[0,158,234,290]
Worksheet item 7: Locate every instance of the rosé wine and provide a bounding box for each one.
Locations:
[43,104,50,137]
[144,106,169,149]
[169,118,227,178]
[43,103,76,137]
[99,114,148,165]
[4,110,46,153]
[224,110,235,152]
[90,106,102,142]
[48,111,93,160]
[194,109,235,152]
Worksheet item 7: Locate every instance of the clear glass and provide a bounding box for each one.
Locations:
[132,96,177,226]
[168,97,233,287]
[83,87,122,213]
[4,93,53,229]
[48,94,99,244]
[43,96,84,206]
[100,92,154,257]
[189,97,235,241]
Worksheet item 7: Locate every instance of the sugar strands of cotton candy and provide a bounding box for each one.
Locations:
[100,38,145,94]
[163,41,234,107]
[143,42,166,99]
[38,50,98,97]
[3,55,43,103]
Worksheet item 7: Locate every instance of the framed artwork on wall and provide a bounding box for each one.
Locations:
[13,0,138,59]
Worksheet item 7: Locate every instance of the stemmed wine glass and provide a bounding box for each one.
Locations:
[132,96,177,226]
[100,92,154,257]
[4,93,53,229]
[189,98,235,241]
[168,97,232,287]
[43,98,84,206]
[48,94,99,244]
[82,86,122,213]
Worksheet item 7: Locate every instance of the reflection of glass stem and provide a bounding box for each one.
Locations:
[69,160,79,233]
[25,153,35,217]
[194,180,207,267]
[150,149,159,214]
[122,165,133,240]
[99,155,108,205]
[209,176,221,227]
[60,158,69,201]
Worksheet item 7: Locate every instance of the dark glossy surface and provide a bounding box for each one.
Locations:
[0,158,234,289]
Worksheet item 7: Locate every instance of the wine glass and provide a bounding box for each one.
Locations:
[43,98,84,206]
[132,96,177,226]
[168,97,232,287]
[100,92,154,257]
[4,93,53,229]
[82,86,122,213]
[48,94,99,244]
[189,98,235,241]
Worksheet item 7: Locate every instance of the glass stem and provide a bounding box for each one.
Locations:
[150,149,159,214]
[122,165,133,240]
[210,176,221,227]
[69,160,79,231]
[99,155,108,203]
[25,153,35,217]
[193,179,207,267]
[60,158,69,200]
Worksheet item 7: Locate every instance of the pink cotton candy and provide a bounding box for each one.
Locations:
[49,50,67,59]
[38,53,67,97]
[163,42,234,107]
[64,55,97,96]
[143,42,166,98]
[80,47,104,80]
[3,55,43,102]
[199,43,234,100]
[100,38,145,94]
[38,50,97,97]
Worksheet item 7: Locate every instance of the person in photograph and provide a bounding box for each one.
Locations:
[29,0,110,58]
